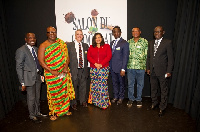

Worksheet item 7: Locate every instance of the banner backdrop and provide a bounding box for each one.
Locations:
[55,0,127,45]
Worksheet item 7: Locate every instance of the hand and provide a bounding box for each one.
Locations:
[51,70,60,76]
[94,63,102,70]
[22,86,26,91]
[120,70,125,77]
[165,73,171,78]
[41,76,45,82]
[63,68,69,74]
[147,70,150,75]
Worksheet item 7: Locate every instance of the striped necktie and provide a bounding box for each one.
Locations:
[79,43,83,68]
[112,40,117,54]
[32,47,42,71]
[154,40,158,56]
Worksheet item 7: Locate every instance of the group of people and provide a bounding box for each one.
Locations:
[15,25,173,123]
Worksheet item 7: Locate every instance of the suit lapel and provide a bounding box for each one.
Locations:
[156,39,165,54]
[24,45,35,64]
[72,42,77,55]
[116,38,122,47]
[112,38,122,55]
[25,45,34,59]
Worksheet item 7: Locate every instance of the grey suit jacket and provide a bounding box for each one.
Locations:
[146,38,174,76]
[16,44,41,86]
[67,42,89,81]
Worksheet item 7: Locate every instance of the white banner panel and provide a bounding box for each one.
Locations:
[55,0,127,45]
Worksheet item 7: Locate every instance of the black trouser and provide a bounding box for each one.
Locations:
[150,68,168,110]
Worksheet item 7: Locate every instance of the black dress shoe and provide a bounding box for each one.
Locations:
[158,109,164,117]
[30,117,42,123]
[71,104,77,110]
[147,104,158,110]
[82,102,88,107]
[117,99,123,105]
[111,98,118,103]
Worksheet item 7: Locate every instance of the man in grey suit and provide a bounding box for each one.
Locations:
[146,26,174,117]
[67,29,89,110]
[16,33,46,123]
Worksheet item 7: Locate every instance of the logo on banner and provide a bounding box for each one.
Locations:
[64,9,114,45]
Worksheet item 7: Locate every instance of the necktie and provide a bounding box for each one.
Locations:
[32,47,42,71]
[112,40,117,54]
[79,43,83,68]
[154,40,158,56]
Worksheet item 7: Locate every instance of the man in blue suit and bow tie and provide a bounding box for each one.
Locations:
[110,26,129,105]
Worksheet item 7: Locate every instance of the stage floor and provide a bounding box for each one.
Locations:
[0,97,196,132]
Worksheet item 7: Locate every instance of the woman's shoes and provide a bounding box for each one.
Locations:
[66,112,72,116]
[50,116,57,121]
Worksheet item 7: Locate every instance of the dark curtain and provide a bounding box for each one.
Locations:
[0,0,20,119]
[0,0,56,120]
[168,0,200,130]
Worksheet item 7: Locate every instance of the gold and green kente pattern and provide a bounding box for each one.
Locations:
[44,38,75,116]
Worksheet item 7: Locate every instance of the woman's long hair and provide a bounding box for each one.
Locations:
[92,33,105,47]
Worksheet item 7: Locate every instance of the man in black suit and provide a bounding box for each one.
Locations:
[67,29,89,110]
[146,26,174,117]
[16,33,46,123]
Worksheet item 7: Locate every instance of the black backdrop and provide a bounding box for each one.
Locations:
[0,0,177,117]
[2,0,200,130]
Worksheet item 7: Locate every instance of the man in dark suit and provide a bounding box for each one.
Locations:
[16,33,46,123]
[146,26,174,117]
[110,26,129,105]
[67,29,89,110]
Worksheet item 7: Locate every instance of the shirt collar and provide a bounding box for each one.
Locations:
[26,43,33,50]
[156,37,163,43]
[74,40,82,45]
[115,37,121,41]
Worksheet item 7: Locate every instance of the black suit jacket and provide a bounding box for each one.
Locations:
[146,38,174,76]
[67,42,89,81]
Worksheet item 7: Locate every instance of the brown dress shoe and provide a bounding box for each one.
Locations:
[147,104,158,110]
[111,98,118,103]
[72,104,77,110]
[30,117,42,123]
[82,102,88,107]
[117,99,123,105]
[158,109,164,117]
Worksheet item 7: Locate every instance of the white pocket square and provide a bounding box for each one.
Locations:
[116,47,120,50]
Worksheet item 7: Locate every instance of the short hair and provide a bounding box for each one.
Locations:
[112,26,121,33]
[25,33,35,38]
[92,33,105,47]
[47,26,57,31]
[132,27,141,31]
[155,26,165,31]
[75,29,83,34]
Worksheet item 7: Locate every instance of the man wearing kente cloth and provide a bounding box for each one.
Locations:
[38,26,75,121]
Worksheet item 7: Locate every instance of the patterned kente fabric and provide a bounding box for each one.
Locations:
[88,67,111,108]
[44,38,75,116]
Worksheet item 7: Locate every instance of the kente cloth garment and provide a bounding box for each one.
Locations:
[44,38,75,116]
[88,67,111,108]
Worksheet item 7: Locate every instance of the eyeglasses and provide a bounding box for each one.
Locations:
[154,31,163,34]
[47,32,57,34]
